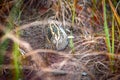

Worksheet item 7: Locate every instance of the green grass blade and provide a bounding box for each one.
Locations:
[6,0,23,79]
[103,0,111,53]
[69,31,75,53]
[111,15,115,72]
[111,16,115,54]
[0,39,9,68]
[13,42,21,80]
[72,0,77,26]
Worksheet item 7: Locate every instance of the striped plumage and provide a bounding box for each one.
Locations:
[46,23,68,50]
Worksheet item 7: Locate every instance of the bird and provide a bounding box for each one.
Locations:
[46,23,68,50]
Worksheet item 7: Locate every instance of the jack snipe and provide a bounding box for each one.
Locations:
[46,22,68,50]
